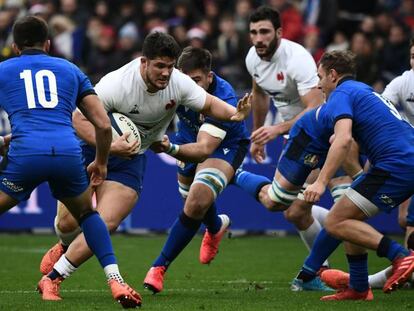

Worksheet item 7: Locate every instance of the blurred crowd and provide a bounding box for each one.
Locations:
[0,0,413,92]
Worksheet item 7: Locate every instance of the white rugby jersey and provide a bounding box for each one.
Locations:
[245,39,319,121]
[94,57,207,153]
[382,69,414,125]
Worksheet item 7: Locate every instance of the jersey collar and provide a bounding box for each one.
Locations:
[207,72,217,94]
[21,49,47,55]
[337,75,355,86]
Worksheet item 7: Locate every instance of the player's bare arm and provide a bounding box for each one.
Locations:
[304,118,353,203]
[77,94,112,186]
[251,87,323,145]
[201,93,251,122]
[152,131,222,163]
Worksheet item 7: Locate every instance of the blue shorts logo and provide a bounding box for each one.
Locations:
[304,154,319,168]
[2,178,24,192]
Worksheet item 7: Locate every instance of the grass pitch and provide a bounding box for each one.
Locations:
[0,233,412,310]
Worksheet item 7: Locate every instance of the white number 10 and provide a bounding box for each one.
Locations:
[20,69,58,109]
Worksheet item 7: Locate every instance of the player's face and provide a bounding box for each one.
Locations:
[317,65,336,98]
[185,69,213,91]
[142,56,176,92]
[249,20,280,60]
[410,45,414,70]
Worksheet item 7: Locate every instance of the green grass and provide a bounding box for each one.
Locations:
[0,234,412,310]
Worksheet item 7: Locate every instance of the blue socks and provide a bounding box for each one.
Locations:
[300,229,342,278]
[347,253,369,292]
[153,212,201,268]
[232,169,271,200]
[376,236,409,261]
[80,211,116,268]
[202,203,222,234]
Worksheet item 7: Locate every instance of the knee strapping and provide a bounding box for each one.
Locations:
[192,168,228,199]
[267,179,299,206]
[330,183,351,203]
[178,181,190,199]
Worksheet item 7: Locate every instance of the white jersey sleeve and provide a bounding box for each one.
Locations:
[382,75,404,105]
[175,71,207,112]
[94,71,121,112]
[288,50,319,96]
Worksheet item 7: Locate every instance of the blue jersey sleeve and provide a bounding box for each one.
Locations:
[72,64,96,104]
[326,90,353,125]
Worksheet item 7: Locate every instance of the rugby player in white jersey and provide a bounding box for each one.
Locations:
[233,7,357,289]
[37,32,251,293]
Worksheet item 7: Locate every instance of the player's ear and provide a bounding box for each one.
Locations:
[207,71,213,84]
[44,40,51,53]
[276,27,282,38]
[11,43,21,55]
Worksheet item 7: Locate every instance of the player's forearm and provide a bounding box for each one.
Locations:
[175,143,211,163]
[318,136,352,185]
[94,126,112,165]
[252,91,269,131]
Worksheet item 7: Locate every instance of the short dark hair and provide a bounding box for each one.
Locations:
[410,37,414,49]
[177,46,212,73]
[319,50,357,77]
[249,5,281,30]
[142,32,181,60]
[13,16,49,50]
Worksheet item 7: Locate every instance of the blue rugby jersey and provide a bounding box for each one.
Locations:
[175,72,249,147]
[0,49,95,156]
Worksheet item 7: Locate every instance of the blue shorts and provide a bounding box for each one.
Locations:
[82,145,146,195]
[351,166,414,213]
[172,133,249,177]
[278,130,325,186]
[0,154,89,201]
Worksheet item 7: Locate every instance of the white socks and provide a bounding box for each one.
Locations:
[104,264,124,284]
[311,205,329,227]
[53,255,77,278]
[368,266,392,288]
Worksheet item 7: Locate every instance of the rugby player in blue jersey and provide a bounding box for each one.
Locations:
[291,50,414,300]
[143,47,251,293]
[0,16,141,307]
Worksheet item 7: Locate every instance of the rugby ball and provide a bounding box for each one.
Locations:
[108,112,141,151]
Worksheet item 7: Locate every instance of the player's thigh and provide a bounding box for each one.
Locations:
[59,186,94,221]
[94,180,138,230]
[0,191,19,214]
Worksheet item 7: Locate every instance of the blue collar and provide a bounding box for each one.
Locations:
[337,75,355,86]
[21,49,48,55]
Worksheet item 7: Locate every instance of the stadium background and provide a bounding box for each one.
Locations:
[0,0,412,234]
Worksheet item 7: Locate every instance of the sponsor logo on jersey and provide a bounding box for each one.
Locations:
[276,71,284,82]
[129,104,140,114]
[2,178,23,192]
[303,154,319,168]
[165,99,176,110]
[380,194,395,206]
[223,148,230,155]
